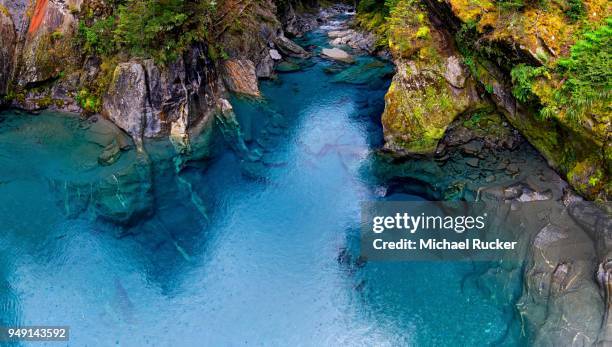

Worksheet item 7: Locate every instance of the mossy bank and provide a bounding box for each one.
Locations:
[357,0,610,201]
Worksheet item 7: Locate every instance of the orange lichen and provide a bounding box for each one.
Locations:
[28,0,48,34]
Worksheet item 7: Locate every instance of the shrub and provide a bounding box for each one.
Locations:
[565,0,585,22]
[555,18,611,121]
[77,0,215,64]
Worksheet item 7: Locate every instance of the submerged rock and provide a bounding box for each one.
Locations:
[93,154,153,225]
[215,98,249,156]
[331,60,394,84]
[98,140,121,166]
[275,61,301,72]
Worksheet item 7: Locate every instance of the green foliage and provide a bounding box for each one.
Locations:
[462,112,483,128]
[355,0,414,48]
[565,0,585,22]
[555,18,612,121]
[78,16,116,55]
[510,19,611,123]
[77,0,215,64]
[357,0,382,13]
[510,64,547,103]
[455,21,479,57]
[75,89,102,113]
[415,26,430,39]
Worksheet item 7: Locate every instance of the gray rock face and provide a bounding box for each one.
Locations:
[0,8,15,96]
[281,2,318,37]
[256,53,274,78]
[0,0,30,37]
[102,43,223,153]
[103,62,151,150]
[18,0,79,86]
[443,56,467,88]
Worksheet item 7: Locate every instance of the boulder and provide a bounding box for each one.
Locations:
[328,29,353,39]
[102,46,220,149]
[222,59,260,97]
[275,61,301,72]
[328,29,375,52]
[321,48,354,63]
[274,34,310,59]
[269,49,282,60]
[465,157,479,167]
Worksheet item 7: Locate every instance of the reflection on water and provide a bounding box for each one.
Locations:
[0,24,522,346]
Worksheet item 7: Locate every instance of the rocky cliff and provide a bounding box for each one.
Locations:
[0,0,319,225]
[361,0,610,201]
[0,0,314,148]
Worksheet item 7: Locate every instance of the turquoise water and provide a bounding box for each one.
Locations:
[0,22,523,346]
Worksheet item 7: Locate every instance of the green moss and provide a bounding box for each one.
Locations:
[554,18,611,122]
[567,158,608,198]
[50,30,64,41]
[415,26,430,39]
[75,89,101,113]
[382,73,481,153]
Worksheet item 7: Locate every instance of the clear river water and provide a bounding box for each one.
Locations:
[0,16,524,346]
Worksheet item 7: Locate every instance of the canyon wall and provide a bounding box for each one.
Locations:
[361,0,610,201]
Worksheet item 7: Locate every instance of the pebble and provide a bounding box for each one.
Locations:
[466,158,480,167]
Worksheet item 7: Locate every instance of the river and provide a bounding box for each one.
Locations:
[0,12,523,346]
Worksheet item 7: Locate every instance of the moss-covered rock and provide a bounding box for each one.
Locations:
[442,0,611,200]
[380,0,483,154]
